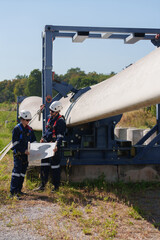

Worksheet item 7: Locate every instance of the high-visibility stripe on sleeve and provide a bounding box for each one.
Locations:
[51,164,60,169]
[12,141,19,147]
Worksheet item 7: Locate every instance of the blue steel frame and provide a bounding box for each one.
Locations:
[42,25,160,131]
[42,25,160,165]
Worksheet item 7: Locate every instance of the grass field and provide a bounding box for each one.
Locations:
[0,103,17,152]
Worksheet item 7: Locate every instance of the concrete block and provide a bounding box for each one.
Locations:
[114,127,121,139]
[127,128,144,145]
[61,165,118,182]
[118,165,160,182]
[114,127,128,140]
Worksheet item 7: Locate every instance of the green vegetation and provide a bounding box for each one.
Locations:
[0,69,41,103]
[0,67,114,103]
[0,107,17,151]
[118,108,156,129]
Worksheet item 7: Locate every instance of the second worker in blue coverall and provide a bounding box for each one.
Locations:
[35,101,66,191]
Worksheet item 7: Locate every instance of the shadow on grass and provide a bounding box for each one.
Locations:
[71,178,160,231]
[111,181,160,230]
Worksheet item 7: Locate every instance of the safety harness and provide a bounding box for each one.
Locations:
[18,123,32,140]
[46,115,63,139]
[13,124,32,155]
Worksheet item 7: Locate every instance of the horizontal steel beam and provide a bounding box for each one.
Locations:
[45,25,160,34]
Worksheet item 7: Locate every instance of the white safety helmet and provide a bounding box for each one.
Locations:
[19,110,32,120]
[49,101,63,112]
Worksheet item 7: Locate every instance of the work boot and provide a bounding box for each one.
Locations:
[33,184,45,191]
[18,191,26,196]
[51,186,59,193]
[9,193,21,200]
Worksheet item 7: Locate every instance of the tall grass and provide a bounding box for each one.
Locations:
[0,102,16,111]
[0,111,17,151]
[118,109,156,129]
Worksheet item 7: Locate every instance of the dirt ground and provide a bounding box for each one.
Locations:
[1,188,160,240]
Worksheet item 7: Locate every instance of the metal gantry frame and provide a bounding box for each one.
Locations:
[42,25,160,130]
[42,25,160,165]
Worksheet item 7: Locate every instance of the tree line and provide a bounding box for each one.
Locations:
[0,68,115,103]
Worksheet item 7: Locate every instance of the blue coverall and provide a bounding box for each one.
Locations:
[10,123,36,195]
[40,113,66,189]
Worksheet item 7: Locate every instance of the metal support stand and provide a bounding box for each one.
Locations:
[42,30,53,134]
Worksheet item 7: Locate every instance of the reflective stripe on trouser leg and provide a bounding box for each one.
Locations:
[10,172,20,194]
[51,164,60,169]
[50,151,61,189]
[10,155,28,194]
[41,163,51,166]
[18,159,28,193]
[41,158,51,186]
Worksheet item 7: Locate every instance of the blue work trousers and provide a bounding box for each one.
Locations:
[41,150,61,189]
[10,154,28,195]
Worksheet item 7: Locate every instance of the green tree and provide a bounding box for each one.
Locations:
[25,69,41,96]
[63,68,86,85]
[13,78,28,100]
[15,74,28,79]
[0,80,15,102]
[0,67,115,103]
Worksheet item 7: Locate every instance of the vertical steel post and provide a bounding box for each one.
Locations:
[156,104,160,135]
[42,32,45,133]
[42,29,53,134]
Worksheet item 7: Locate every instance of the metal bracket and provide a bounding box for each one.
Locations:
[52,80,90,102]
[70,86,91,102]
[52,80,78,98]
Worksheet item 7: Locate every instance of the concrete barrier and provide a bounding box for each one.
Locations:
[60,165,160,183]
[127,128,144,145]
[61,165,118,182]
[114,127,128,140]
[115,127,156,145]
[118,165,160,182]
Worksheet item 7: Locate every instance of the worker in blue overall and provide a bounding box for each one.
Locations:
[35,101,66,192]
[10,110,36,197]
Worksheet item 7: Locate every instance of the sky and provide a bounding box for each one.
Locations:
[0,0,159,81]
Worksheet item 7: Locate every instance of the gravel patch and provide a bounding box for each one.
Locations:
[0,199,60,240]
